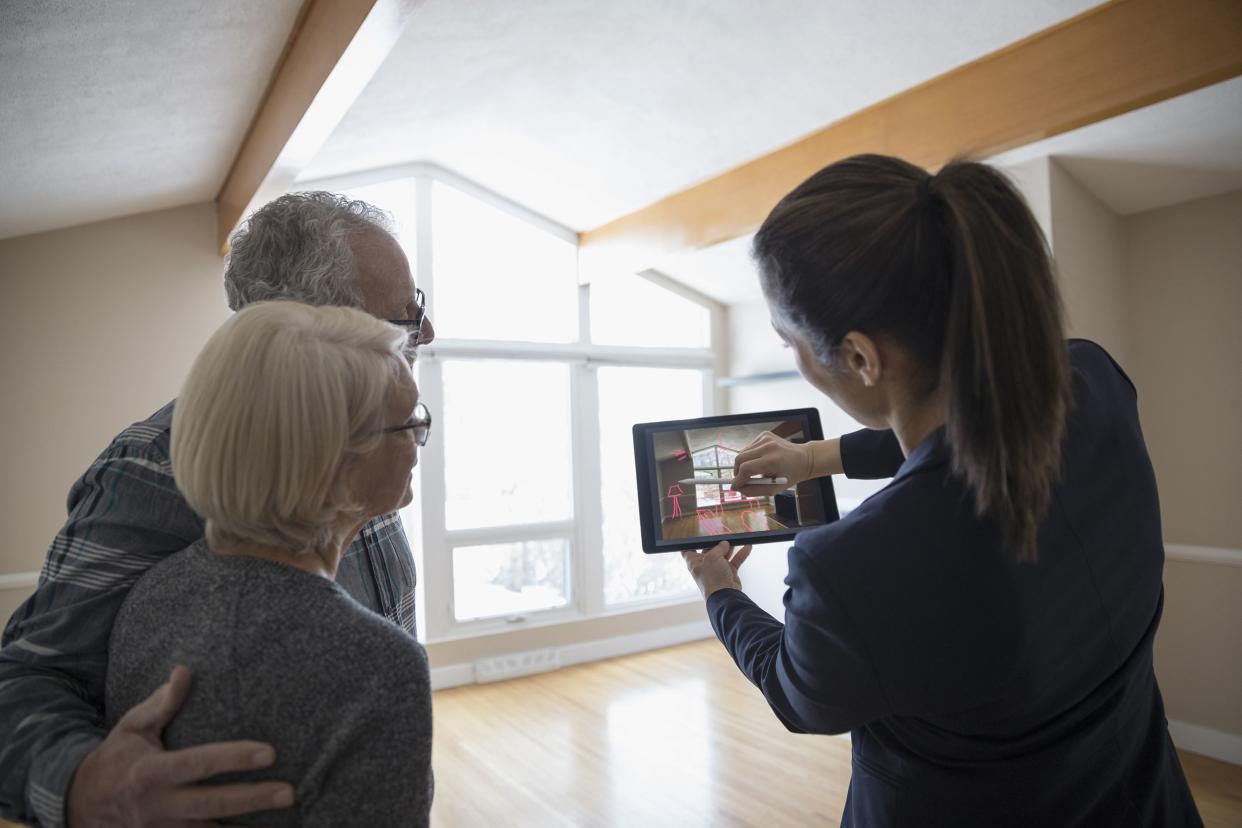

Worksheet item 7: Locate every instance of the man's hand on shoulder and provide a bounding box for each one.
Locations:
[67,667,295,828]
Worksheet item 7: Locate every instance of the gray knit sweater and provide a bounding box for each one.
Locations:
[106,540,433,827]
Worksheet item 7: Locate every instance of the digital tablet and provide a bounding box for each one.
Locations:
[632,408,840,554]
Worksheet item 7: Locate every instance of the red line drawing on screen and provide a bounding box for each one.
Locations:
[740,506,768,533]
[672,449,688,461]
[695,509,727,535]
[666,483,685,519]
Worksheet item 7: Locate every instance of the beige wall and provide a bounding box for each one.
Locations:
[1124,188,1242,742]
[0,202,229,618]
[1048,159,1129,365]
[1156,560,1242,737]
[1125,189,1242,549]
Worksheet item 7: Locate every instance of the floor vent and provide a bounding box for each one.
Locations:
[473,648,560,683]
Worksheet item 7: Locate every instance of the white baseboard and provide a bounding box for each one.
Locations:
[1165,544,1242,567]
[428,661,475,691]
[0,571,38,591]
[429,619,714,691]
[1168,719,1242,766]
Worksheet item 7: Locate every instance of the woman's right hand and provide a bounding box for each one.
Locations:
[730,432,820,497]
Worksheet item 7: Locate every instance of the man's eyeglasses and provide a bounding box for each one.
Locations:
[382,402,432,446]
[388,288,427,345]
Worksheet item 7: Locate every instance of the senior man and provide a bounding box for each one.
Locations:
[0,192,434,828]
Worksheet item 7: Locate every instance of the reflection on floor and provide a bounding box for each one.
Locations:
[661,508,792,539]
[428,641,1242,828]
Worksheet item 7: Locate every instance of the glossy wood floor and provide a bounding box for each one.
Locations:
[429,639,1242,828]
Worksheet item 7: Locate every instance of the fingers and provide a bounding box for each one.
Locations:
[139,741,279,788]
[164,781,296,821]
[732,456,780,487]
[732,451,768,480]
[682,541,730,571]
[120,666,193,733]
[731,482,789,498]
[729,545,753,571]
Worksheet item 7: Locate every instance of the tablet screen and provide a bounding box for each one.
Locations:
[632,409,839,553]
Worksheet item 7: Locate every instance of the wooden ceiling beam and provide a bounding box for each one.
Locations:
[214,0,422,253]
[579,0,1242,276]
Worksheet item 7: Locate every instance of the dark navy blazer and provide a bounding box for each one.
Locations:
[706,340,1202,827]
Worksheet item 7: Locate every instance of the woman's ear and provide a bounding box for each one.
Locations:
[839,331,883,387]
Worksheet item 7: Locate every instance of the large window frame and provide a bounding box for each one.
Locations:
[299,163,726,642]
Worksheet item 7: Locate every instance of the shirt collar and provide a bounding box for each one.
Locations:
[892,424,950,483]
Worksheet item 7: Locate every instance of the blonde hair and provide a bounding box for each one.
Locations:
[172,301,409,552]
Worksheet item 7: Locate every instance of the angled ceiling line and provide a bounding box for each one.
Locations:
[214,0,423,253]
[578,0,1242,278]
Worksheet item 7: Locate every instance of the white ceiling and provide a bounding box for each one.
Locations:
[4,0,1236,253]
[301,0,1101,231]
[990,77,1242,216]
[0,0,303,240]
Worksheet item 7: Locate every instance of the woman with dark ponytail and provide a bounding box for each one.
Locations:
[682,155,1202,826]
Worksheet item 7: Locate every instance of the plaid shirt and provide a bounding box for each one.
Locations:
[0,401,418,827]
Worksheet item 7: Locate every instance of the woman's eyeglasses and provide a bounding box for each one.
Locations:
[382,402,432,446]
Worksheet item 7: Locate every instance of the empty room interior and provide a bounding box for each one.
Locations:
[1,1,1240,826]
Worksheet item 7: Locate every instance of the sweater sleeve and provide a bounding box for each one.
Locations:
[839,429,905,480]
[706,542,889,734]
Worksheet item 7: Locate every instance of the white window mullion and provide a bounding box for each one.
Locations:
[572,359,604,617]
[415,355,452,640]
[415,174,434,307]
[444,521,575,547]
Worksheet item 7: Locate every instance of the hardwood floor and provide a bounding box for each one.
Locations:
[429,640,1242,828]
[1,641,1234,828]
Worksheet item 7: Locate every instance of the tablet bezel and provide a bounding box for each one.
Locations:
[631,408,840,554]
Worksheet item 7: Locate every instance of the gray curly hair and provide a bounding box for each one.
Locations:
[223,192,395,311]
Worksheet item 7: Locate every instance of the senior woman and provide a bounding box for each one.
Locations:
[105,301,433,826]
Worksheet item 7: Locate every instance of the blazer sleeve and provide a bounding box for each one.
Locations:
[839,429,904,480]
[706,543,890,734]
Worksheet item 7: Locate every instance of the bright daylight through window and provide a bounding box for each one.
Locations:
[337,170,717,640]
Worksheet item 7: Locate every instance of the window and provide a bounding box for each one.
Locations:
[452,539,569,621]
[441,359,573,530]
[590,271,711,349]
[432,182,578,343]
[306,166,720,640]
[597,366,705,605]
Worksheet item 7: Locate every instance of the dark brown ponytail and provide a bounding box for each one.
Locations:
[753,154,1070,561]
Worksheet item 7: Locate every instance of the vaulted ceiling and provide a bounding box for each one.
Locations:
[3,0,1238,248]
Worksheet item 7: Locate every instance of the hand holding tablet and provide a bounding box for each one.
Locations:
[631,408,840,553]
